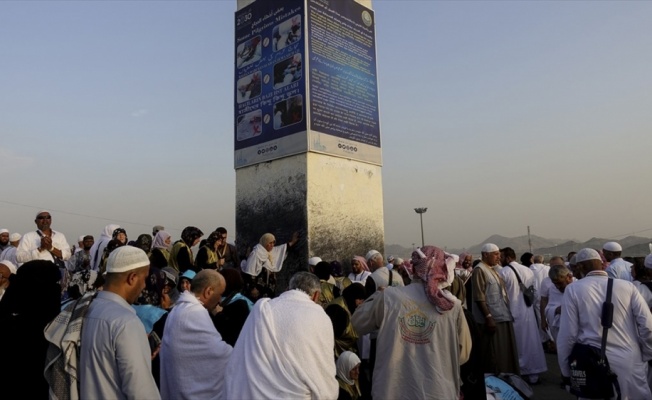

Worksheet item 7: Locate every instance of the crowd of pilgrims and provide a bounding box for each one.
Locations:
[1,213,652,399]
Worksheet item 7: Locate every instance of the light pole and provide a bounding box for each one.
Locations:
[414,207,427,247]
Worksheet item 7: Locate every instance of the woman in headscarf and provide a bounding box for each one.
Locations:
[169,227,203,273]
[134,234,153,257]
[336,351,362,400]
[150,230,172,270]
[112,228,128,245]
[89,224,120,271]
[195,231,225,270]
[212,268,253,346]
[242,231,299,294]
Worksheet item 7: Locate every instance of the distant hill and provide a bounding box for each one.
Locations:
[386,235,652,261]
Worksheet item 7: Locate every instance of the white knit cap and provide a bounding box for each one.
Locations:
[603,242,622,252]
[644,254,652,270]
[575,248,602,263]
[9,233,21,242]
[105,246,150,274]
[365,250,380,261]
[0,260,17,274]
[308,256,322,266]
[0,229,8,235]
[481,243,499,253]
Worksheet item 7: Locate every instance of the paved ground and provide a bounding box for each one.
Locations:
[530,351,575,399]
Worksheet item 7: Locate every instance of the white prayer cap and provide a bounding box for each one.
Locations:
[105,246,149,274]
[0,229,8,234]
[78,235,85,242]
[481,243,499,253]
[308,256,322,266]
[35,210,50,218]
[575,248,601,263]
[366,250,380,261]
[645,254,652,270]
[0,260,17,274]
[603,242,622,252]
[9,233,21,242]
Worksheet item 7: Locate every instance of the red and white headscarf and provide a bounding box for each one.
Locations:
[352,255,370,272]
[411,246,458,313]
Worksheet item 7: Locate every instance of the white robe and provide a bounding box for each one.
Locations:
[530,263,550,342]
[541,277,564,342]
[605,258,633,281]
[499,262,547,375]
[160,291,232,399]
[557,274,652,399]
[242,243,288,277]
[223,290,338,400]
[633,281,652,310]
[351,283,471,400]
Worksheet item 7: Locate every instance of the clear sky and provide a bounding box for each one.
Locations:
[1,0,651,249]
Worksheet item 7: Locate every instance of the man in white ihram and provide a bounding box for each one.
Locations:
[223,271,338,399]
[602,241,632,281]
[557,248,652,399]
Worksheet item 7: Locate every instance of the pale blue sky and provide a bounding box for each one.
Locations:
[1,1,651,249]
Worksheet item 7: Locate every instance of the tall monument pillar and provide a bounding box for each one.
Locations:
[234,0,382,290]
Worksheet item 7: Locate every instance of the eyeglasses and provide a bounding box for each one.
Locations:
[36,216,51,220]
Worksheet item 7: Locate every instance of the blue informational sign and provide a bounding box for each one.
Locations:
[234,0,307,168]
[307,0,382,165]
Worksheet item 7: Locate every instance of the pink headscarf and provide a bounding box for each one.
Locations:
[411,246,456,313]
[456,252,470,269]
[352,256,370,272]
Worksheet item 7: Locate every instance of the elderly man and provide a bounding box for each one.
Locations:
[541,263,574,343]
[603,241,632,281]
[471,243,519,374]
[499,247,547,384]
[160,269,232,399]
[0,233,22,267]
[0,260,17,301]
[364,249,403,294]
[558,248,652,399]
[16,211,71,265]
[352,246,471,399]
[224,271,338,399]
[79,246,160,399]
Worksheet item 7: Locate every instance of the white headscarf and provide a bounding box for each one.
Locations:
[151,231,172,251]
[89,224,120,271]
[336,351,361,385]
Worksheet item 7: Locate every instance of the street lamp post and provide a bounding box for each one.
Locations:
[414,207,427,248]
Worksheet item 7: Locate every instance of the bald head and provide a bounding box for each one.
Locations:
[191,269,226,311]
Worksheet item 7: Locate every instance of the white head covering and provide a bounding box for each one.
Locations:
[78,235,85,242]
[106,246,150,274]
[0,229,8,235]
[575,248,602,263]
[336,351,361,385]
[603,242,622,252]
[9,233,21,242]
[152,231,172,251]
[89,224,121,271]
[481,243,499,253]
[35,210,50,218]
[308,256,322,266]
[0,260,17,274]
[365,249,380,261]
[644,254,652,270]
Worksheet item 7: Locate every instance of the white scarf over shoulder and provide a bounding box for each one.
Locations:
[242,243,288,276]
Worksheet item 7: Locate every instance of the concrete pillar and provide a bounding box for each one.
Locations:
[235,0,382,292]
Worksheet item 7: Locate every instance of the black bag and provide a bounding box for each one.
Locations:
[506,264,535,307]
[568,278,621,399]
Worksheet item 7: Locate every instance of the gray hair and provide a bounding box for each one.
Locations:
[370,253,384,265]
[191,269,223,295]
[549,264,573,281]
[288,271,321,297]
[533,254,544,263]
